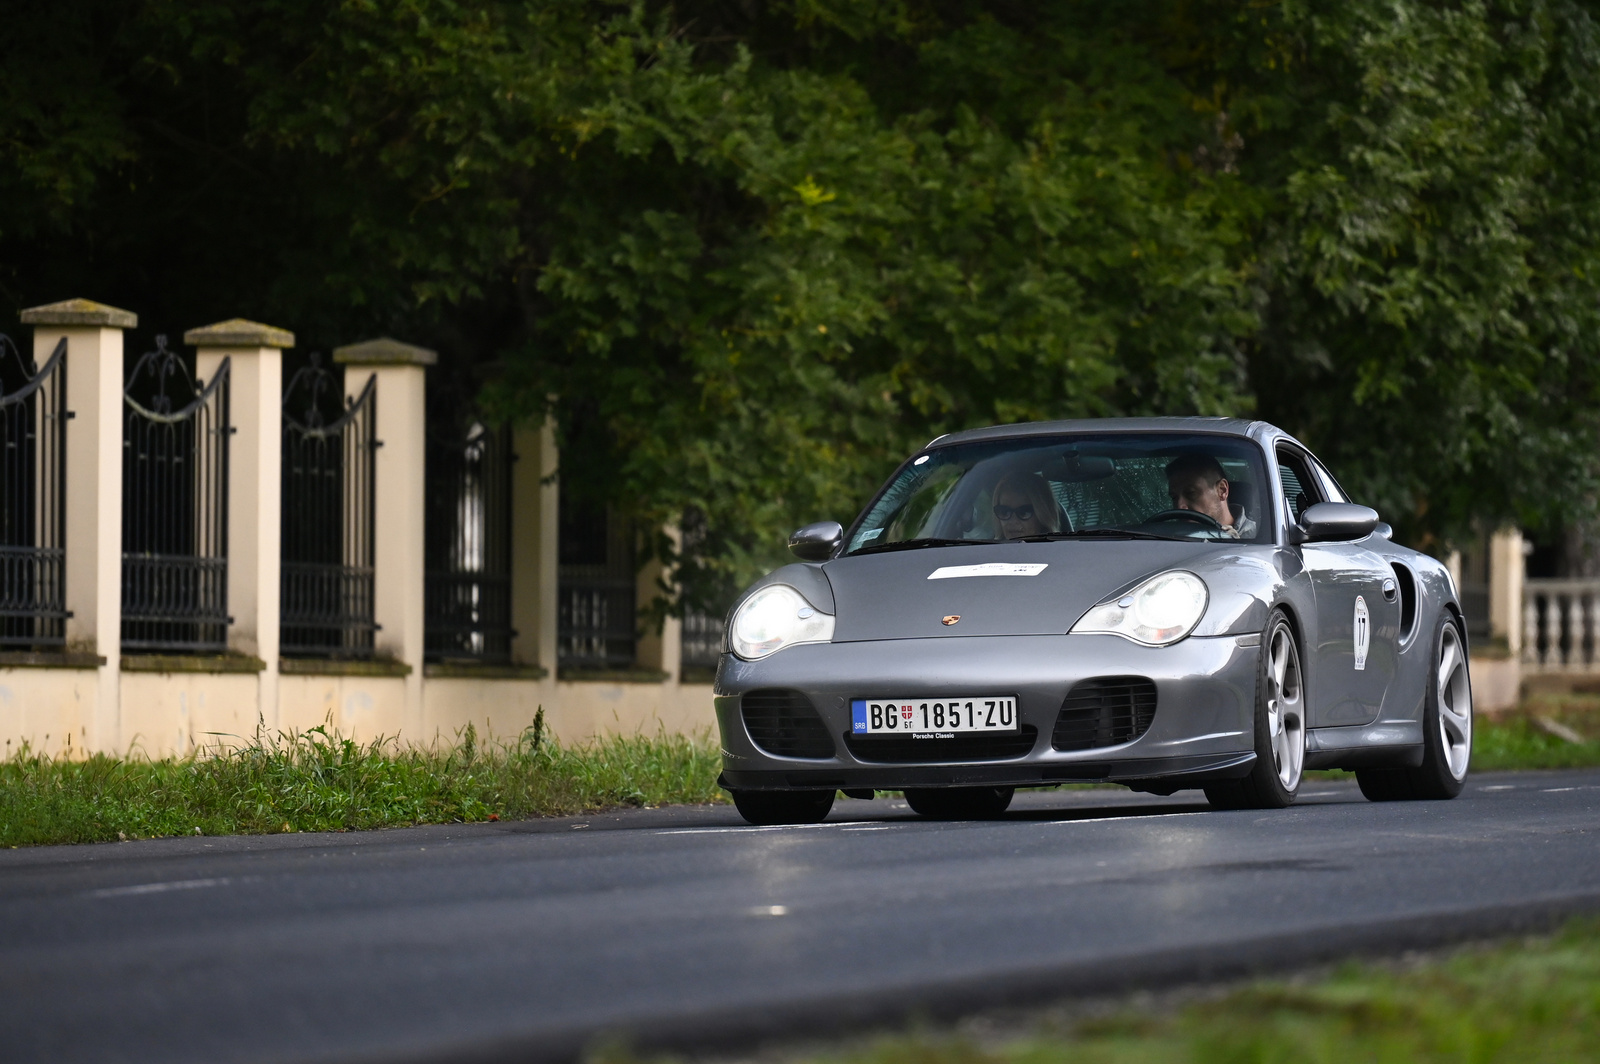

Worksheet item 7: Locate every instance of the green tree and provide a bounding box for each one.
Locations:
[1236,0,1600,552]
[4,0,1599,596]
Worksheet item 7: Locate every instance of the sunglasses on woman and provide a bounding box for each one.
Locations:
[993,503,1035,521]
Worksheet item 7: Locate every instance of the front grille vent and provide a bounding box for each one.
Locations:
[845,726,1039,764]
[1051,677,1157,751]
[741,689,836,760]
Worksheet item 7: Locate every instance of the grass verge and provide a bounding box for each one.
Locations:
[5,695,1598,849]
[0,712,725,847]
[1473,693,1600,770]
[608,920,1600,1064]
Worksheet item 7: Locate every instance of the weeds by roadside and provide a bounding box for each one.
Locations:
[0,711,725,847]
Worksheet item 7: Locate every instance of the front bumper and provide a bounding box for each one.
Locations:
[715,633,1259,791]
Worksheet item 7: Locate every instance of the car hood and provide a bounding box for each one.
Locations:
[823,541,1221,641]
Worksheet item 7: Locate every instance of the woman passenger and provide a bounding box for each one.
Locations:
[991,472,1062,540]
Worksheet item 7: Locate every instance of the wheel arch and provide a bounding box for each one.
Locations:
[1442,599,1469,656]
[1269,597,1308,650]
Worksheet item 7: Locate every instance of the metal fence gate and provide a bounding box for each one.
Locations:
[0,335,68,650]
[425,419,513,663]
[280,357,377,658]
[121,337,231,652]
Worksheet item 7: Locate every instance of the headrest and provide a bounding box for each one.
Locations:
[1228,478,1255,520]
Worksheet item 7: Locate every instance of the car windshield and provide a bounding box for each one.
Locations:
[846,432,1272,553]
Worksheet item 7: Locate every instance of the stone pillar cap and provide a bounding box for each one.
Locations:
[20,298,138,328]
[184,319,294,348]
[333,337,438,366]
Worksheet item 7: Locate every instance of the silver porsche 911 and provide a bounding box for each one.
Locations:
[713,418,1474,824]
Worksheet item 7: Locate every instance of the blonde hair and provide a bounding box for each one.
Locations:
[992,472,1061,534]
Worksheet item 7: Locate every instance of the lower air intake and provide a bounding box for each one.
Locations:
[1052,677,1158,751]
[741,689,836,760]
[845,726,1039,763]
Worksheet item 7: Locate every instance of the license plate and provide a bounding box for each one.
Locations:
[850,697,1018,737]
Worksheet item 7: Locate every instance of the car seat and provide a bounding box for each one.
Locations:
[1228,478,1255,529]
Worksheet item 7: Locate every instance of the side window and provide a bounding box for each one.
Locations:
[1310,458,1349,504]
[1276,449,1323,524]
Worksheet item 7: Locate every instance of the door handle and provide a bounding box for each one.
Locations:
[1382,577,1397,602]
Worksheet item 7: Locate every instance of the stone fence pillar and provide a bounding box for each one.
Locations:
[635,524,683,683]
[187,319,293,727]
[19,298,133,752]
[1488,528,1525,657]
[333,338,434,732]
[510,418,559,673]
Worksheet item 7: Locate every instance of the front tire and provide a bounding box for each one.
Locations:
[903,786,1015,819]
[1357,614,1472,801]
[1205,608,1305,810]
[730,789,835,825]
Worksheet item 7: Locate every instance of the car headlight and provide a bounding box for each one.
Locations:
[1070,571,1209,646]
[730,584,836,660]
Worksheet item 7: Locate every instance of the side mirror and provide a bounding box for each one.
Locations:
[1296,502,1380,543]
[789,520,843,561]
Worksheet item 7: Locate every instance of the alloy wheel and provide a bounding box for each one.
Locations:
[1267,624,1305,791]
[1437,624,1473,780]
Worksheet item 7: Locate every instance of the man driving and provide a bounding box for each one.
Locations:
[1164,454,1256,539]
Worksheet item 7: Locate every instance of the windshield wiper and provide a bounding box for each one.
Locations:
[1017,528,1176,542]
[848,537,993,556]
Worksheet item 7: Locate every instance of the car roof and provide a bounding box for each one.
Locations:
[930,416,1282,449]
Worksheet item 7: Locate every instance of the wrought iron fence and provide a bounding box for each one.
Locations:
[676,507,727,674]
[280,357,378,658]
[121,337,231,652]
[1,335,68,649]
[558,495,637,670]
[559,578,637,669]
[425,420,513,662]
[680,610,724,672]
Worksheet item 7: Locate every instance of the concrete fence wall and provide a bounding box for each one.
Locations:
[0,300,715,759]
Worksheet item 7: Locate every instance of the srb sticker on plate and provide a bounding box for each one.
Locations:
[851,697,1018,737]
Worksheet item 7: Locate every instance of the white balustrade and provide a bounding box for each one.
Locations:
[1522,578,1600,670]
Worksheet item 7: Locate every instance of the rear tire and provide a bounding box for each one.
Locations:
[1205,608,1305,810]
[730,789,835,825]
[903,786,1015,819]
[1357,614,1471,801]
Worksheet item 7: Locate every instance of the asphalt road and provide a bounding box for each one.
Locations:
[4,770,1600,1064]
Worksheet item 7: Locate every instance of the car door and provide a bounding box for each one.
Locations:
[1278,446,1398,728]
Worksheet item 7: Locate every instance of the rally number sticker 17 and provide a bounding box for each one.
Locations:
[1354,595,1370,671]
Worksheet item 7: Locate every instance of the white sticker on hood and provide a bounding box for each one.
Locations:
[1354,595,1370,671]
[927,563,1048,580]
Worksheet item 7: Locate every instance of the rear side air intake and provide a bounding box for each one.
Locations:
[1391,562,1419,645]
[741,689,836,759]
[1052,677,1158,751]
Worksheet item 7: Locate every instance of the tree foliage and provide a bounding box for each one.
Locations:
[4,0,1599,597]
